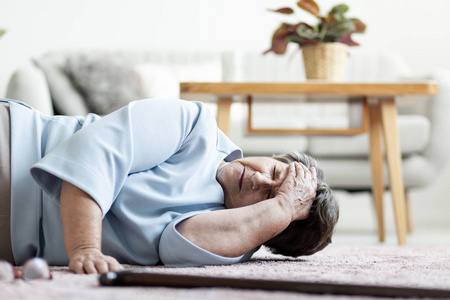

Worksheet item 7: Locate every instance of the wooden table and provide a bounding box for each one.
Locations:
[180,82,438,245]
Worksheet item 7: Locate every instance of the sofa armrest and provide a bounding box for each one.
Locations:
[5,64,54,115]
[423,69,450,172]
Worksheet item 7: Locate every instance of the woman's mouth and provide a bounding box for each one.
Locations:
[239,167,245,191]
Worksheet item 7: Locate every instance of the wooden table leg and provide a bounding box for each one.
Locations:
[368,99,385,242]
[216,96,233,136]
[380,97,408,245]
[404,188,413,233]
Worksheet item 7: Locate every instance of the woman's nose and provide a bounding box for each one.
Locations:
[251,172,271,190]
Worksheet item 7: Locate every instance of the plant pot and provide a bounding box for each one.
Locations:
[301,43,349,81]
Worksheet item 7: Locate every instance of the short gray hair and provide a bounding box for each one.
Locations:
[263,152,339,256]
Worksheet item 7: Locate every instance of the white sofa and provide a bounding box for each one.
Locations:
[5,49,450,193]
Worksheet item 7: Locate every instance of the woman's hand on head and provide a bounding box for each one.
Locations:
[275,162,317,221]
[68,247,123,274]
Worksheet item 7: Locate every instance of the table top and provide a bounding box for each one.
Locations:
[180,82,438,96]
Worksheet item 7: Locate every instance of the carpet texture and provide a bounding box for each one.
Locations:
[2,245,450,300]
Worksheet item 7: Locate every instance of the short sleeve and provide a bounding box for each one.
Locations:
[31,98,204,216]
[159,212,258,267]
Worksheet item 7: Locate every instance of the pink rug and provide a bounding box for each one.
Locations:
[2,245,450,299]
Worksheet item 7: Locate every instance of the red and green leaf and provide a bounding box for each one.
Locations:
[265,1,366,53]
[296,22,319,40]
[264,23,295,54]
[338,33,359,46]
[350,18,367,33]
[328,4,349,17]
[268,7,295,15]
[337,19,366,46]
[297,0,320,16]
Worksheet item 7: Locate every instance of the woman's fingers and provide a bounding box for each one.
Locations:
[279,163,316,198]
[296,162,304,179]
[310,167,317,182]
[83,260,97,274]
[298,163,314,182]
[275,162,318,221]
[72,259,117,274]
[70,260,84,274]
[94,260,109,274]
[68,248,123,274]
[293,162,317,204]
[108,259,124,272]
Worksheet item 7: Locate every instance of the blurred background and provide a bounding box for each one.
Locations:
[0,0,449,245]
[2,0,450,94]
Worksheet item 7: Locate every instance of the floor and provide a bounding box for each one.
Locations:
[332,190,450,246]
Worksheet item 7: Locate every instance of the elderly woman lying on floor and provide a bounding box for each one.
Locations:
[0,98,338,274]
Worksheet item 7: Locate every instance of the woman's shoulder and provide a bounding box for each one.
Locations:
[128,98,206,115]
[128,98,215,128]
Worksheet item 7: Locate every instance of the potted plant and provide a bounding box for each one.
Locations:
[264,0,366,81]
[0,28,6,39]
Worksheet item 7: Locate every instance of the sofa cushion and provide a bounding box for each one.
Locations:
[33,58,90,116]
[134,61,222,101]
[308,115,431,158]
[65,54,144,115]
[133,64,180,99]
[315,154,433,189]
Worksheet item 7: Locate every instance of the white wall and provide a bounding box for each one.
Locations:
[1,0,450,96]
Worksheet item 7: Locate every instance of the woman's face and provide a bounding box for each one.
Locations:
[216,157,289,209]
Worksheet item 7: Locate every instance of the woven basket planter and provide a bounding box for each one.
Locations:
[301,42,349,81]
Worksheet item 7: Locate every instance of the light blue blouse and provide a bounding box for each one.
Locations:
[5,98,256,266]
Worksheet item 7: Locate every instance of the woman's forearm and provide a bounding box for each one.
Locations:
[60,181,103,256]
[60,181,122,274]
[176,197,292,257]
